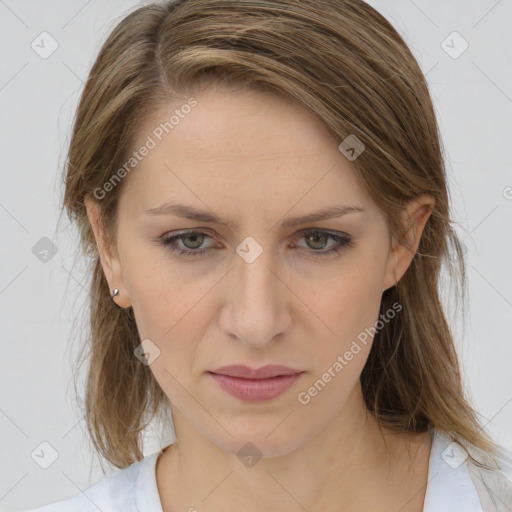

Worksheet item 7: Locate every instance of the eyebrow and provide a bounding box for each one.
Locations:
[144,202,365,229]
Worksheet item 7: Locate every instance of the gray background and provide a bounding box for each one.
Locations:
[1,0,511,510]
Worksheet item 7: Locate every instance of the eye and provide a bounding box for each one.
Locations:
[291,230,353,257]
[158,229,217,257]
[157,229,353,257]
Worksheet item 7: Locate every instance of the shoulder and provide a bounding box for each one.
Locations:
[425,428,512,511]
[25,451,162,512]
[465,436,512,510]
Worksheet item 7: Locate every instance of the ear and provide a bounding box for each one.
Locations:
[382,193,435,292]
[84,195,132,308]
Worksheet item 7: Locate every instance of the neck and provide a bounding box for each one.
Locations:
[156,384,431,512]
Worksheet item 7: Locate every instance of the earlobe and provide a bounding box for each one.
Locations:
[382,252,399,292]
[84,196,132,308]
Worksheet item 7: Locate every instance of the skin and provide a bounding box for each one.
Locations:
[86,85,435,512]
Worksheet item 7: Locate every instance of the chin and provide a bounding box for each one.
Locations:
[205,420,312,460]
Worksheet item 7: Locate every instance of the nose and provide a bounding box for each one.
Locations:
[219,245,293,347]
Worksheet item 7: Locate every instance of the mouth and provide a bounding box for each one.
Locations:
[208,365,305,402]
[209,364,304,379]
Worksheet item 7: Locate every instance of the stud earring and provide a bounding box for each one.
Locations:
[111,288,121,307]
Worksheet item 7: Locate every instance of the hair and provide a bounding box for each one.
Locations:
[60,0,503,470]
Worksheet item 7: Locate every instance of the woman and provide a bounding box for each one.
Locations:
[27,0,512,511]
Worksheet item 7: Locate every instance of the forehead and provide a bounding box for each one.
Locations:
[119,86,376,219]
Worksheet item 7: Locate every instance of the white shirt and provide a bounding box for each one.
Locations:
[26,428,512,511]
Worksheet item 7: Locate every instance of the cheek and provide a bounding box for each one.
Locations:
[128,263,204,401]
[296,272,382,412]
[308,256,385,344]
[127,257,219,379]
[122,241,200,335]
[133,277,204,352]
[298,258,386,408]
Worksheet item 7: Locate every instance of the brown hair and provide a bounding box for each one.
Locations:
[60,0,501,470]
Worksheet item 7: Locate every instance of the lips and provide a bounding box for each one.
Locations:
[209,364,303,379]
[208,365,305,402]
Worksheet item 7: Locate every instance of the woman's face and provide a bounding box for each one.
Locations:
[87,86,429,457]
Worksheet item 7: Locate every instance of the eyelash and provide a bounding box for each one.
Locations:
[157,229,353,258]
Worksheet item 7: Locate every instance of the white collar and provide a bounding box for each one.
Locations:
[423,428,483,511]
[139,428,485,512]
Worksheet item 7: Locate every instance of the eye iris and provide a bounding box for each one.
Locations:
[182,233,204,249]
[306,233,328,250]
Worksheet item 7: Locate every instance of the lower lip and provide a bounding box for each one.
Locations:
[208,372,304,402]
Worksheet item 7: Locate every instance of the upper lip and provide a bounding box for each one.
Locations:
[209,365,304,379]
